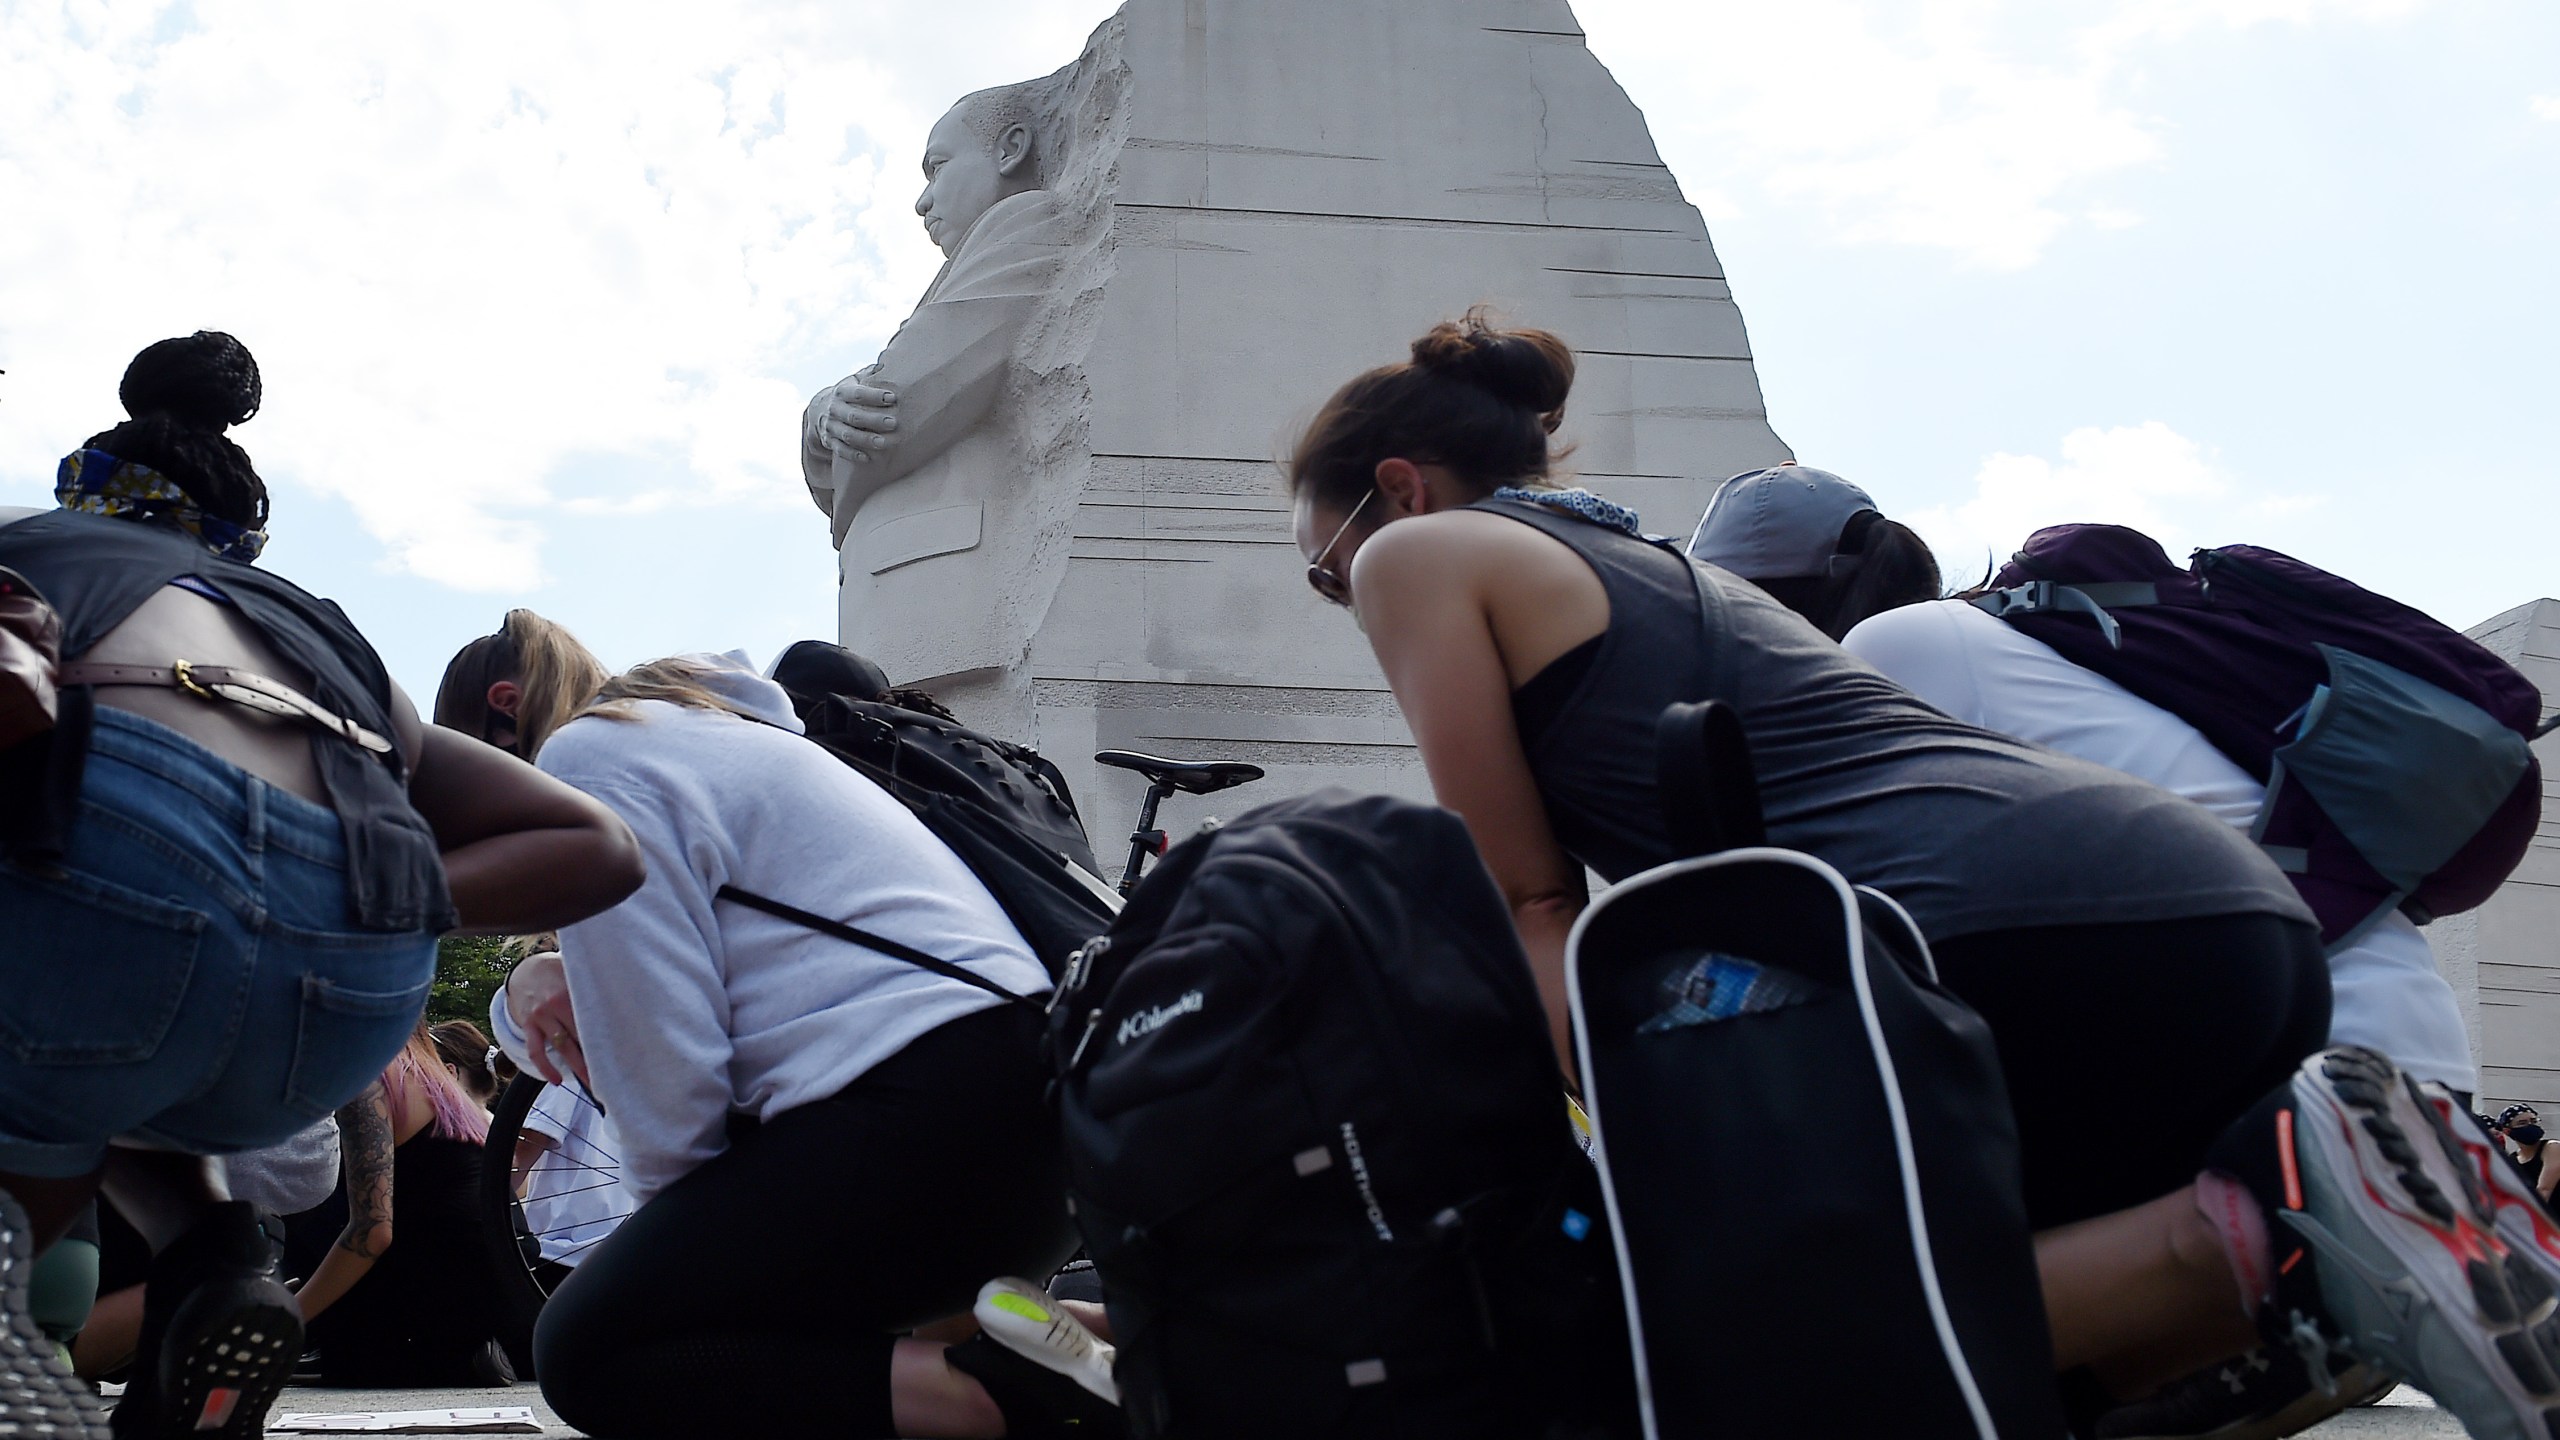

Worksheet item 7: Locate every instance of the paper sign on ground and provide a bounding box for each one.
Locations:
[267,1408,542,1434]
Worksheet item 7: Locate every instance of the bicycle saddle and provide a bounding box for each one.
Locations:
[1095,750,1266,796]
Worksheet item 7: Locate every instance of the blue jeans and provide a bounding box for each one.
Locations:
[0,708,438,1178]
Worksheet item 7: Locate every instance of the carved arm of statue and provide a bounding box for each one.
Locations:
[800,292,1036,545]
[801,190,1070,548]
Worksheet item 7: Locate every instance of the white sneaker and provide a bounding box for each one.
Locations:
[2270,1050,2560,1440]
[2416,1081,2560,1305]
[973,1276,1118,1405]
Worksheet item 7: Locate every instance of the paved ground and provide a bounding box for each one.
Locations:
[268,1382,2469,1437]
[2309,1387,2468,1437]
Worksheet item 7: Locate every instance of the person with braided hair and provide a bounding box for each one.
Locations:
[52,331,273,562]
[0,332,645,1440]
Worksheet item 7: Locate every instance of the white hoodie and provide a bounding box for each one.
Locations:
[492,655,1046,1203]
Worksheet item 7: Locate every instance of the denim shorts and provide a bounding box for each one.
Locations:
[0,707,438,1178]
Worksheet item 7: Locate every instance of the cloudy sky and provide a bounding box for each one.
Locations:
[2,0,2553,702]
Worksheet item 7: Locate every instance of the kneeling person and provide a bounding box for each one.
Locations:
[444,630,1093,1440]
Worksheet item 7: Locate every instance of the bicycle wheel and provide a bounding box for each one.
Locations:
[478,1073,625,1337]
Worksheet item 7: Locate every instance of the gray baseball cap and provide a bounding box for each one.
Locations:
[1686,464,1878,581]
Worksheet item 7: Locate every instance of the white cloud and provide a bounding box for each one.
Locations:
[1577,0,2440,269]
[1908,421,2323,576]
[0,0,1116,589]
[0,0,2480,600]
[2532,95,2560,122]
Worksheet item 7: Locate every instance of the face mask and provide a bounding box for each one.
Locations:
[2513,1125,2545,1146]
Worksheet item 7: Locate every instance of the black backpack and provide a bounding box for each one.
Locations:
[762,641,1116,977]
[1047,789,1636,1440]
[1568,702,2063,1439]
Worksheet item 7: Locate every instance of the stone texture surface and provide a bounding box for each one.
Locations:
[1018,0,1792,844]
[823,0,1793,851]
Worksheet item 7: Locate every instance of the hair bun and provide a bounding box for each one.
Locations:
[120,331,261,432]
[1408,308,1575,434]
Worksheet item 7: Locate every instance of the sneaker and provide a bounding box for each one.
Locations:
[2091,1344,2394,1439]
[944,1328,1125,1440]
[974,1277,1117,1404]
[2416,1080,2560,1290]
[2229,1047,2560,1440]
[112,1203,301,1440]
[466,1338,519,1388]
[1,1190,114,1440]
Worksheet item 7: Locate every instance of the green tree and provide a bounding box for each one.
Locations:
[428,934,516,1028]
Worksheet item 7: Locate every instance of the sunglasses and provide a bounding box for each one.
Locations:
[1305,490,1376,607]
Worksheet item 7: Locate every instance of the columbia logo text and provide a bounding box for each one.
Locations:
[1114,990,1205,1047]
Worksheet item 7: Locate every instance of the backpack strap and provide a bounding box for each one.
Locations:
[715,885,1040,1010]
[1658,700,1767,857]
[1969,579,2160,649]
[1661,537,1742,702]
[1655,545,1764,858]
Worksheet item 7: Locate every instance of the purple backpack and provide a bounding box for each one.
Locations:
[1972,524,2546,947]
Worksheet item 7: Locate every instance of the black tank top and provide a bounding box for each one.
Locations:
[306,1132,504,1386]
[0,510,454,932]
[1475,499,2308,941]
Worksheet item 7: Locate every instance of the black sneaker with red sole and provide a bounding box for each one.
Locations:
[110,1203,299,1440]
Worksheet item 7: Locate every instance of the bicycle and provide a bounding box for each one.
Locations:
[476,746,1266,1328]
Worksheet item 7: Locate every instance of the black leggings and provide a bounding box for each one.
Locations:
[532,1003,1077,1439]
[1931,910,2332,1231]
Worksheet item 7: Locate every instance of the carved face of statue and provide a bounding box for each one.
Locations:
[916,102,1037,259]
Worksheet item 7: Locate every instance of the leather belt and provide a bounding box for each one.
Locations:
[59,660,395,756]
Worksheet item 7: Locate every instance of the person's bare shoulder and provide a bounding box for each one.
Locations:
[1359,507,1545,568]
[1356,508,1585,597]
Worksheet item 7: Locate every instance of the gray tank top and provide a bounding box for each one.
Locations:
[1480,500,2310,941]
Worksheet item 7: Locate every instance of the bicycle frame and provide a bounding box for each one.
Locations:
[1118,778,1178,899]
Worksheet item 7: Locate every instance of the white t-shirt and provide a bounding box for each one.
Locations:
[517,1084,634,1267]
[1843,599,2477,1092]
[220,1116,342,1217]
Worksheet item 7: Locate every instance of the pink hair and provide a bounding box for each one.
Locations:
[379,1023,490,1146]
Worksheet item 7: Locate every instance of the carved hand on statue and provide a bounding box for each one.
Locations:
[814,378,901,466]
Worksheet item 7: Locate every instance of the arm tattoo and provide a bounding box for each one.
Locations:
[335,1083,396,1259]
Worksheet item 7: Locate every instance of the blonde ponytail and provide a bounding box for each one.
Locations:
[506,611,610,759]
[433,609,610,761]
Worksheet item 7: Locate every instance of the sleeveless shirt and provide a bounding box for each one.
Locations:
[1476,499,2309,941]
[0,510,454,933]
[304,1132,506,1386]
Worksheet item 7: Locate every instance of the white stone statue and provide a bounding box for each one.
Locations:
[805,1,1791,842]
[802,34,1126,729]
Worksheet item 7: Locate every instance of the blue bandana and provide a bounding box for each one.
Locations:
[1491,485,1642,537]
[56,449,268,563]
